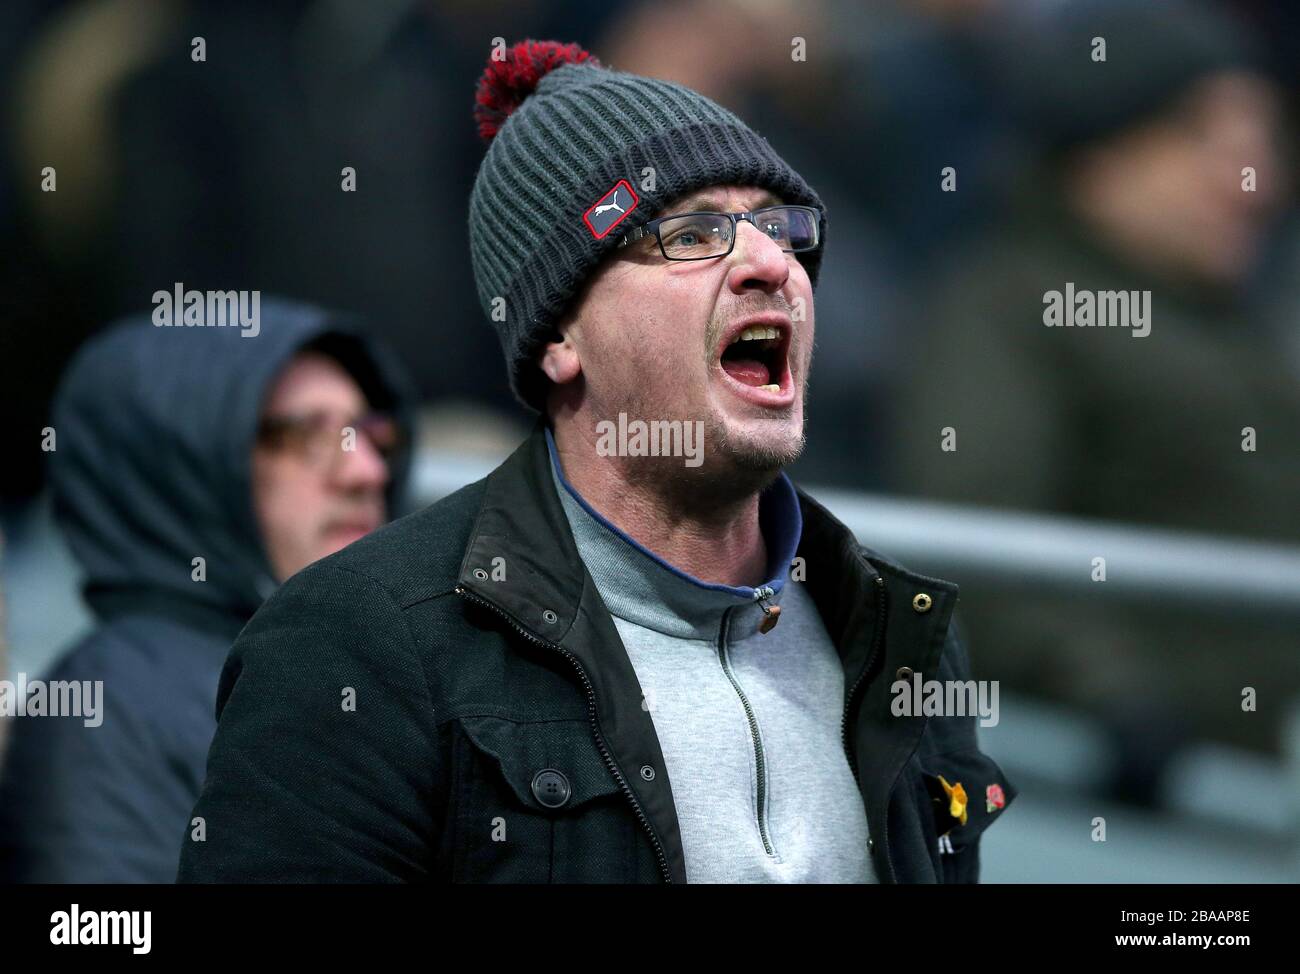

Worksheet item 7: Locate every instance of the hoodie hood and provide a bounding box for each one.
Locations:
[49,298,416,625]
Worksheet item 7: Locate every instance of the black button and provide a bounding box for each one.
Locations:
[530,769,571,809]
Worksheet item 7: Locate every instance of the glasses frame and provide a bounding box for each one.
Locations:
[616,204,823,262]
[256,409,403,470]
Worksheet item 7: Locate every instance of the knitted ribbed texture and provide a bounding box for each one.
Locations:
[469,60,826,412]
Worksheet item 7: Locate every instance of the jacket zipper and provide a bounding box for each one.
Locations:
[453,584,674,884]
[715,605,775,857]
[839,572,892,880]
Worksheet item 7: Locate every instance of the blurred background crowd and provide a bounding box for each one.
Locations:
[2,0,1299,882]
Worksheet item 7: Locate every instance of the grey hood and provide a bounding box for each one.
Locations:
[48,297,417,625]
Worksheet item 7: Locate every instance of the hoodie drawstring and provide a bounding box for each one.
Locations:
[755,585,781,634]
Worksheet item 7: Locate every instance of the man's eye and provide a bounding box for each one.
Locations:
[665,223,710,245]
[665,217,728,250]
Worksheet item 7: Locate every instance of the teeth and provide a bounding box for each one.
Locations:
[758,383,780,393]
[729,325,780,345]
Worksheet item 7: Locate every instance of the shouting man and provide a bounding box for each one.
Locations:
[179,41,1015,884]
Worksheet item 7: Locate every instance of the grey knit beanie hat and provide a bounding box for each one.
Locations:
[469,40,826,413]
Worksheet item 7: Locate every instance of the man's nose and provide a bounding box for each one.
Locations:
[331,430,390,491]
[725,219,790,295]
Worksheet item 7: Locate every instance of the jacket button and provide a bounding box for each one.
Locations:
[896,666,913,681]
[867,837,874,853]
[640,765,656,781]
[912,592,933,613]
[530,769,571,808]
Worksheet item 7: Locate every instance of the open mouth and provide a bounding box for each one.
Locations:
[718,321,791,401]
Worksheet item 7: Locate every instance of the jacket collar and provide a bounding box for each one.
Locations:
[456,416,960,883]
[542,423,802,640]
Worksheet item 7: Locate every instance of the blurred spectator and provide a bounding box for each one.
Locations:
[0,298,415,882]
[0,0,623,507]
[891,0,1299,777]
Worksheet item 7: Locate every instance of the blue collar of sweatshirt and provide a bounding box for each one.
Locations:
[544,424,802,641]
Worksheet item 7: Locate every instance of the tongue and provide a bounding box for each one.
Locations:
[721,358,771,387]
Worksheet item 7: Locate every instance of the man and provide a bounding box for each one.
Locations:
[898,0,1294,533]
[0,299,413,882]
[179,41,1014,884]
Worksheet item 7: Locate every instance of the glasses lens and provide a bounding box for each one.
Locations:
[259,411,400,466]
[755,206,819,252]
[258,414,329,460]
[658,213,733,259]
[356,413,400,459]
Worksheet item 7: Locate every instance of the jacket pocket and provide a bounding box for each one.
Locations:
[918,746,1017,857]
[448,715,636,883]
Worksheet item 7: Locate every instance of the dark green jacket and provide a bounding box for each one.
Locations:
[178,420,1016,883]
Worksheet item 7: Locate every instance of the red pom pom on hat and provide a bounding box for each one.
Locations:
[474,39,600,143]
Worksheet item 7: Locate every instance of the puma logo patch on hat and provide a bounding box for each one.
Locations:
[584,180,639,239]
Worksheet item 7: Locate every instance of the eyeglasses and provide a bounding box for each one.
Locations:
[616,204,822,261]
[256,410,402,469]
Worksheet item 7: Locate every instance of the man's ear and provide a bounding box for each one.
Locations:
[537,321,582,385]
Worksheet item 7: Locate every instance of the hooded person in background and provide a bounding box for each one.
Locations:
[0,299,415,882]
